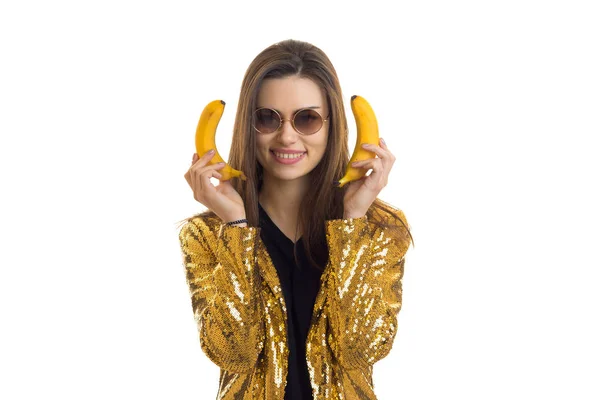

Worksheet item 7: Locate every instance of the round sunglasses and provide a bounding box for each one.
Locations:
[252,107,329,135]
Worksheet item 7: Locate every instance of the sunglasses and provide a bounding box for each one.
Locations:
[252,107,329,135]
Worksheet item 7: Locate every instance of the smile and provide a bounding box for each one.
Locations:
[273,151,305,159]
[270,150,307,164]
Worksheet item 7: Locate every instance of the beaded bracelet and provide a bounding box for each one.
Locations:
[225,218,248,226]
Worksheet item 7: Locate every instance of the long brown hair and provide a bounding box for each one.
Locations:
[176,39,414,271]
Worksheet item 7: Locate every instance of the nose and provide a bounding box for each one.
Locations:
[277,118,299,143]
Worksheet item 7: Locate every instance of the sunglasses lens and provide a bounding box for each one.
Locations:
[294,109,323,134]
[254,109,280,133]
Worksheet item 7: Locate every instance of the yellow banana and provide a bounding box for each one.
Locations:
[194,99,246,181]
[336,95,380,187]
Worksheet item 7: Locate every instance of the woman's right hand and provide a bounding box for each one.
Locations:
[184,151,246,223]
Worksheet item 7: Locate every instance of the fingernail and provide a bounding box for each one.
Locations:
[362,143,370,148]
[208,149,215,154]
[380,138,385,145]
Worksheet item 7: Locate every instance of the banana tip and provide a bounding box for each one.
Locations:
[220,100,225,105]
[351,95,357,101]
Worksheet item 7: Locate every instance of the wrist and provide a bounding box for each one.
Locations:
[343,212,366,219]
[224,217,248,227]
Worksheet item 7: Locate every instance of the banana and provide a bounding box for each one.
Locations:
[195,99,246,181]
[336,95,380,187]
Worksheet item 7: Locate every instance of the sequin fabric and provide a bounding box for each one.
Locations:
[179,206,410,399]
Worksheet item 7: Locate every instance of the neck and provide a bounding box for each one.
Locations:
[258,175,309,221]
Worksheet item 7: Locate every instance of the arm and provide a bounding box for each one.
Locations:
[179,217,265,373]
[325,209,410,370]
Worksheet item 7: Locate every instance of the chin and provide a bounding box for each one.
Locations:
[262,166,310,181]
[270,171,309,181]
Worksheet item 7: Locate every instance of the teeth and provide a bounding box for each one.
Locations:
[273,151,305,159]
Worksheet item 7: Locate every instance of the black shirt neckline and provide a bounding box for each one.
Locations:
[258,202,302,245]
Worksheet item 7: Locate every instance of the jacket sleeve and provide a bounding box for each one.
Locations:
[325,209,410,370]
[178,218,265,373]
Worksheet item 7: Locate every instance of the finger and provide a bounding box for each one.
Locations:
[354,158,380,167]
[191,152,219,170]
[350,159,388,190]
[202,150,218,164]
[197,168,221,193]
[213,171,223,180]
[350,158,383,174]
[196,163,226,186]
[193,150,216,165]
[203,149,216,158]
[378,138,396,162]
[351,158,373,165]
[191,162,226,179]
[361,142,390,158]
[361,142,395,167]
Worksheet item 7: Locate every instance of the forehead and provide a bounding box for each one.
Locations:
[256,76,326,111]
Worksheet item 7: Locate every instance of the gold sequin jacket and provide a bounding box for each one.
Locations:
[178,206,410,399]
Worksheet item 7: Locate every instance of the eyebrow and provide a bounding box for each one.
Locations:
[256,106,321,114]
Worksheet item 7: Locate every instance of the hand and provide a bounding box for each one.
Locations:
[184,151,246,223]
[343,138,396,218]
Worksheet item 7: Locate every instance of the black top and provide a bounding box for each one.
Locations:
[258,203,325,400]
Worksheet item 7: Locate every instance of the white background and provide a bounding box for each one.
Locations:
[1,0,599,399]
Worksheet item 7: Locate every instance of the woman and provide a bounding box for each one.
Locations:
[178,39,413,400]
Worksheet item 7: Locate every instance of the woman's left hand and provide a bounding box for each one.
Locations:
[343,138,396,219]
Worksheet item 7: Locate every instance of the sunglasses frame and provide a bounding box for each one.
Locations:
[252,107,330,136]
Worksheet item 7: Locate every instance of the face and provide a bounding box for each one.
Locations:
[254,75,329,184]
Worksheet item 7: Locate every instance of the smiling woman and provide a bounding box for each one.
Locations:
[178,38,413,400]
[254,76,329,183]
